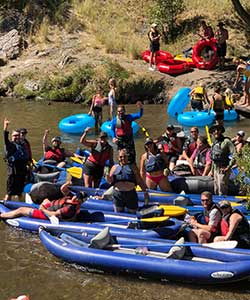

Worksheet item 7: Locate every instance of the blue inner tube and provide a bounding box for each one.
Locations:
[210,109,238,121]
[177,111,215,127]
[101,120,140,137]
[59,114,95,134]
[167,87,191,118]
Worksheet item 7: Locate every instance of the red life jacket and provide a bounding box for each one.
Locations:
[88,141,111,166]
[220,209,249,236]
[48,196,81,217]
[45,147,65,162]
[162,134,179,154]
[115,117,133,137]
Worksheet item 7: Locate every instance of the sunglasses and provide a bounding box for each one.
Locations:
[12,134,20,137]
[201,199,210,202]
[220,205,230,209]
[119,156,127,158]
[190,131,197,133]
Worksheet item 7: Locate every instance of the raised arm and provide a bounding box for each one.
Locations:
[42,129,50,155]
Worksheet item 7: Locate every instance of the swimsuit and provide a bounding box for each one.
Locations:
[146,173,166,185]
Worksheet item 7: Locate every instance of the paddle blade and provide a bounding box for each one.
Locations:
[70,157,84,164]
[67,167,82,179]
[140,216,169,222]
[202,240,238,249]
[159,205,187,217]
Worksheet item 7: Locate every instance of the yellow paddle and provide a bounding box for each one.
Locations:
[33,159,83,179]
[141,127,150,138]
[159,205,187,217]
[70,156,84,164]
[205,125,212,146]
[139,216,169,222]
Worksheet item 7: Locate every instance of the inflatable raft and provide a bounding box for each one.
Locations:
[192,38,218,70]
[39,227,250,284]
[58,114,95,134]
[167,87,191,117]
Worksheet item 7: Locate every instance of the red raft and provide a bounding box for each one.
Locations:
[192,38,218,70]
[142,50,191,75]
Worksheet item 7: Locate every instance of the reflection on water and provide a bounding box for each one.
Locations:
[0,99,250,299]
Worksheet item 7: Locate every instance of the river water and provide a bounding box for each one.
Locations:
[0,99,250,299]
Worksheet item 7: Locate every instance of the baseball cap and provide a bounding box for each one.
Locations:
[237,130,245,137]
[166,124,174,130]
[16,128,28,134]
[51,136,61,143]
[144,138,154,145]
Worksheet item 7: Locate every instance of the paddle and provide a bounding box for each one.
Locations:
[205,125,212,146]
[70,156,84,164]
[35,161,82,179]
[108,240,238,250]
[141,127,150,138]
[94,216,170,225]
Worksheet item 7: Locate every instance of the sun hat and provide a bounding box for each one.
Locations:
[209,124,225,134]
[151,23,157,28]
[237,130,245,137]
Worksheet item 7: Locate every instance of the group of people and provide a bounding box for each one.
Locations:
[148,20,229,70]
[188,191,250,249]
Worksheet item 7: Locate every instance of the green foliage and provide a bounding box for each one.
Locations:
[234,144,250,204]
[149,0,185,42]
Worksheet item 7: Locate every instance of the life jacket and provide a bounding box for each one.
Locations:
[224,96,234,108]
[184,137,197,157]
[112,164,136,184]
[45,147,65,162]
[88,141,111,166]
[5,142,29,165]
[193,147,210,170]
[192,86,204,101]
[162,133,179,154]
[145,152,165,173]
[115,117,133,137]
[203,203,222,233]
[220,209,250,238]
[211,137,231,165]
[48,196,81,219]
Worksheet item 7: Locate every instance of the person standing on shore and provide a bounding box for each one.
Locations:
[233,60,250,107]
[215,22,229,69]
[148,23,161,71]
[108,78,117,120]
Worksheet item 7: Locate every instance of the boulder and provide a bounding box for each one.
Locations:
[0,29,22,59]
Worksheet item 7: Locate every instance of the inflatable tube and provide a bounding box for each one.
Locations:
[210,109,238,121]
[29,182,62,204]
[59,114,95,134]
[157,59,191,75]
[170,176,239,195]
[100,120,140,137]
[141,50,173,64]
[33,171,61,183]
[167,87,191,117]
[177,111,214,127]
[192,38,218,70]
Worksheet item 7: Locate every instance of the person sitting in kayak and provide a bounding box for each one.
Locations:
[107,149,149,214]
[140,138,172,192]
[0,181,87,221]
[110,101,144,164]
[214,200,250,248]
[189,83,209,111]
[188,191,222,244]
[80,128,114,188]
[42,129,81,168]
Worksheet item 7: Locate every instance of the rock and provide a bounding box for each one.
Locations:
[0,29,22,60]
[24,80,40,92]
[0,51,7,66]
[58,54,77,69]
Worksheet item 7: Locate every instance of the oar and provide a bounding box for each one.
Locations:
[109,240,238,250]
[35,162,82,179]
[205,125,212,146]
[141,127,150,138]
[70,157,84,164]
[94,216,170,225]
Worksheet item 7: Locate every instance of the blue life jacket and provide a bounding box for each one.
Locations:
[6,142,29,165]
[112,164,136,184]
[145,153,165,173]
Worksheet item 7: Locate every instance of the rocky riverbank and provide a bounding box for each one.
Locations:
[0,29,237,103]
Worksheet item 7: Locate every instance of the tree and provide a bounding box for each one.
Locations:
[231,0,250,27]
[149,0,185,42]
[234,144,250,207]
